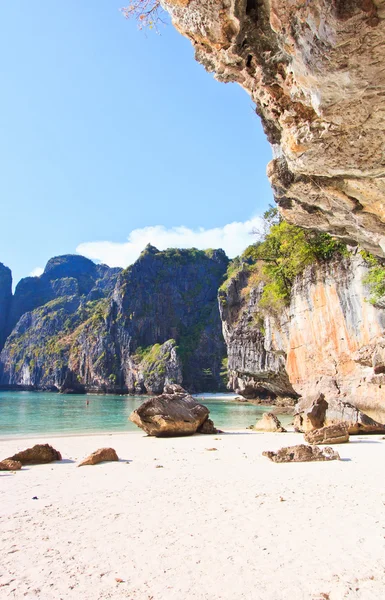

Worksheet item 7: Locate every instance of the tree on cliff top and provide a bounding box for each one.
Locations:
[121,0,165,31]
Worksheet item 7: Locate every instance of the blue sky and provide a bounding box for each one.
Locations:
[0,1,273,285]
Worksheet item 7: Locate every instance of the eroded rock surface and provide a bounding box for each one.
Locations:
[263,444,340,463]
[130,389,212,437]
[220,252,385,421]
[78,448,119,466]
[304,423,349,445]
[7,444,62,465]
[163,0,385,255]
[294,394,385,435]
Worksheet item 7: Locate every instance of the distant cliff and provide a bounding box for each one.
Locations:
[0,247,228,394]
[0,263,12,351]
[219,248,385,422]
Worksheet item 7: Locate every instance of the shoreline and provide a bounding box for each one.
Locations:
[1,431,385,599]
[0,427,262,442]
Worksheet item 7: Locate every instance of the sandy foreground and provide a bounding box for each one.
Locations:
[1,430,385,600]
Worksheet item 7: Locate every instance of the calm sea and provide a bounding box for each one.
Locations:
[0,391,290,437]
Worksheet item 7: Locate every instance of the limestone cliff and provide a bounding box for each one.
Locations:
[0,263,12,351]
[8,254,121,335]
[163,0,385,255]
[0,247,228,393]
[219,250,385,421]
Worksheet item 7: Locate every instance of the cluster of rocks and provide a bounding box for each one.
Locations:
[253,391,385,463]
[293,393,385,435]
[0,443,120,471]
[0,443,62,471]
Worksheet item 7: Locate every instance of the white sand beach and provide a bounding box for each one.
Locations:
[1,430,385,600]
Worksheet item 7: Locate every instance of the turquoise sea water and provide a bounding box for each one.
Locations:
[0,391,287,437]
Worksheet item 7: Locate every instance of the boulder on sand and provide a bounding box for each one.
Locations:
[0,459,22,471]
[78,447,119,466]
[294,393,385,434]
[7,444,62,465]
[197,418,218,434]
[263,444,340,463]
[304,423,349,445]
[130,388,214,437]
[253,412,286,433]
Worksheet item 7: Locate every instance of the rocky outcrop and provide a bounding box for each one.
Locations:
[0,247,228,394]
[294,394,385,435]
[253,412,286,432]
[163,0,385,256]
[262,444,340,463]
[7,444,62,465]
[78,447,119,466]
[220,251,385,421]
[304,423,349,445]
[130,388,212,436]
[0,263,12,351]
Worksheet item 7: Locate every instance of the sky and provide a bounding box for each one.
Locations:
[0,1,273,286]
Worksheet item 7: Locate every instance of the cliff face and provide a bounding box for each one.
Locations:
[163,0,385,255]
[8,255,120,334]
[0,263,12,351]
[0,247,228,394]
[220,251,385,421]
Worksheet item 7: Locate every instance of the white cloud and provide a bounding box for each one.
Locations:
[76,216,264,267]
[30,267,44,277]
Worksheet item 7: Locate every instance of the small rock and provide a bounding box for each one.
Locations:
[7,444,62,465]
[78,448,118,467]
[262,444,340,463]
[0,459,22,471]
[304,423,349,445]
[253,412,286,433]
[197,418,218,434]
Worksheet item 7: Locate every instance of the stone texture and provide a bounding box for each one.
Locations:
[304,423,349,445]
[197,418,218,434]
[130,390,211,437]
[262,444,340,463]
[219,266,298,399]
[0,459,22,471]
[253,412,286,433]
[78,447,119,466]
[219,251,385,421]
[163,0,385,256]
[294,395,385,435]
[7,444,62,465]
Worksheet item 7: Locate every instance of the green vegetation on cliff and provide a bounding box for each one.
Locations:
[220,208,347,312]
[361,251,385,304]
